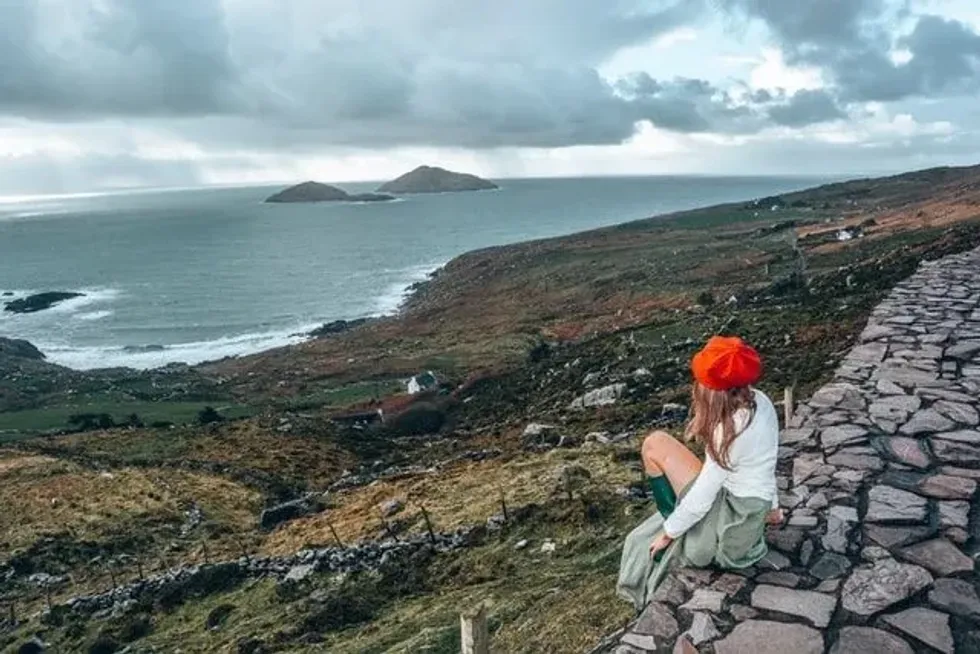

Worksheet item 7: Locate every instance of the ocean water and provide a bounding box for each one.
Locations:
[0,176,831,370]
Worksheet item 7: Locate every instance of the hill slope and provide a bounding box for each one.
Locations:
[377,166,498,193]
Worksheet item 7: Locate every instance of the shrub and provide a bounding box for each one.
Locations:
[197,406,224,425]
[386,402,445,436]
[67,413,115,432]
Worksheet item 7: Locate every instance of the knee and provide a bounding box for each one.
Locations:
[641,430,673,463]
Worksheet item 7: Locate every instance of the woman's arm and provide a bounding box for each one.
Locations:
[662,454,728,538]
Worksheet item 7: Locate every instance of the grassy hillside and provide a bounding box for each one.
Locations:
[3,164,980,653]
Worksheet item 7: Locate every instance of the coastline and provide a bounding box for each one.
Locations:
[6,164,980,377]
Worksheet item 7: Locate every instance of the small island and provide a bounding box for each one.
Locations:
[377,166,498,194]
[4,291,84,314]
[265,181,395,204]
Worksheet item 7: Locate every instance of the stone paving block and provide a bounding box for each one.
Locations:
[898,538,974,576]
[882,607,954,654]
[929,577,980,618]
[829,627,914,654]
[750,584,837,627]
[841,559,933,615]
[714,620,823,654]
[865,485,928,522]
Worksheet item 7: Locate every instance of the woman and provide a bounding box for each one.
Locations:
[617,335,783,610]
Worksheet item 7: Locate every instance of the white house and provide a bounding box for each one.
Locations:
[407,370,438,395]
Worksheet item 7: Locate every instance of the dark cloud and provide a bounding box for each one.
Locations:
[0,0,792,149]
[719,0,980,103]
[768,89,846,127]
[0,0,976,168]
[0,0,237,118]
[621,74,762,133]
[0,0,714,147]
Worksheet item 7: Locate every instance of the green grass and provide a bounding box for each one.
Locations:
[0,401,253,437]
[276,380,404,411]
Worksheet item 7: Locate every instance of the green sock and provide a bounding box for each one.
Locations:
[646,475,677,563]
[647,475,677,518]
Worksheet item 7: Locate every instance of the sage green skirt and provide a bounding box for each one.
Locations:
[616,485,770,610]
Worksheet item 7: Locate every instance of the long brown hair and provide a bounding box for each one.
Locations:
[685,383,756,470]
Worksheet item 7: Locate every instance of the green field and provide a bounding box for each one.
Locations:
[0,401,253,439]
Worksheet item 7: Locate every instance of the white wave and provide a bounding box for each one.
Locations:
[75,310,113,321]
[370,261,446,316]
[0,289,122,326]
[45,288,122,315]
[40,322,323,371]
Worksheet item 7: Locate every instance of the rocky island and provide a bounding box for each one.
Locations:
[3,291,84,314]
[265,181,395,204]
[377,165,498,194]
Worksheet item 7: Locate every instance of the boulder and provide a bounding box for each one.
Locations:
[259,496,322,531]
[206,604,236,630]
[380,499,404,517]
[569,383,627,409]
[308,318,369,338]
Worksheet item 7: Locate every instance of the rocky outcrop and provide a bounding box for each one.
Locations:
[377,166,498,194]
[592,246,980,653]
[308,318,370,338]
[4,292,83,314]
[0,338,44,360]
[259,494,324,531]
[265,181,394,203]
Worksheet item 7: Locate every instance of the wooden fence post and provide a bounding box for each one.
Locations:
[328,522,344,548]
[460,604,490,654]
[418,504,437,546]
[783,386,795,427]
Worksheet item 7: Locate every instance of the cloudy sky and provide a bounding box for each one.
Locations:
[1,0,980,195]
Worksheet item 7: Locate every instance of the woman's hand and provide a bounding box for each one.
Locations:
[649,532,673,557]
[765,508,785,525]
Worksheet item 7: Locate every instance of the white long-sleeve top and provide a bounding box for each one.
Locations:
[662,389,779,538]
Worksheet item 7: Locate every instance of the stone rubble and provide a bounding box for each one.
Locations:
[50,528,473,617]
[593,248,980,652]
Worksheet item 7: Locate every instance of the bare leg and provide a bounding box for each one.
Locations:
[641,431,702,494]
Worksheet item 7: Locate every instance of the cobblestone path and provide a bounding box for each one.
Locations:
[595,248,980,653]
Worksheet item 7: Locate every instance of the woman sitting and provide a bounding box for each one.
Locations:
[617,336,784,610]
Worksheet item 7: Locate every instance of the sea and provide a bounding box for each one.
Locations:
[0,176,834,370]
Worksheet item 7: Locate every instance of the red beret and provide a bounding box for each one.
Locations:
[691,336,762,391]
